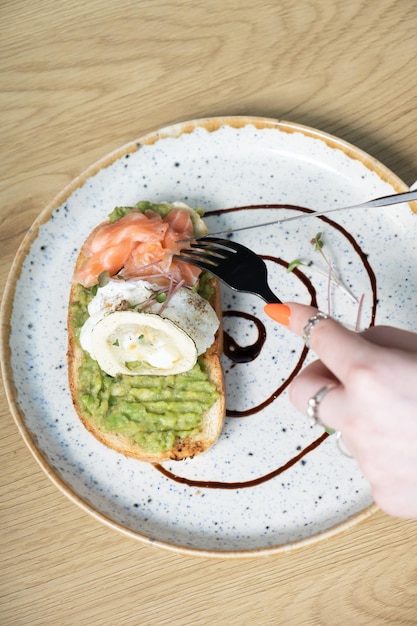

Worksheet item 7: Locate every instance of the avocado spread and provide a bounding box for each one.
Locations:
[71,202,219,454]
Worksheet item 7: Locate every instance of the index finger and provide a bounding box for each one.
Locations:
[264,302,372,383]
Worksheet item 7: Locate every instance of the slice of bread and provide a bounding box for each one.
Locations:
[67,207,225,462]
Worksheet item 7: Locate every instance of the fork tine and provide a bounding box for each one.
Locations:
[175,236,282,303]
[177,248,223,264]
[187,246,229,260]
[176,237,250,271]
[174,253,218,273]
[194,236,241,252]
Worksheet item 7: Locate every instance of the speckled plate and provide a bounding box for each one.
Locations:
[2,117,417,558]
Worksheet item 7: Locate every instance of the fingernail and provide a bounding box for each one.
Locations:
[264,303,291,326]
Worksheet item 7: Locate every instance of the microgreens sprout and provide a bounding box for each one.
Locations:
[286,259,304,273]
[355,293,365,332]
[287,231,358,305]
[158,279,185,314]
[310,232,357,303]
[311,231,324,252]
[287,231,368,332]
[98,270,110,288]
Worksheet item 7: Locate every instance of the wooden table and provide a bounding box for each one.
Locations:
[2,2,417,624]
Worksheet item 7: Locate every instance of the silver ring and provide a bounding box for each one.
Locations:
[336,431,353,458]
[306,385,336,427]
[303,312,330,348]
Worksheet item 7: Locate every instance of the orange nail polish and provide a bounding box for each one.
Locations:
[264,303,291,326]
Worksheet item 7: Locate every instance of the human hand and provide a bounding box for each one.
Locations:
[264,302,417,519]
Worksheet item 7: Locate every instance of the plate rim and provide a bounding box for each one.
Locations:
[1,115,410,557]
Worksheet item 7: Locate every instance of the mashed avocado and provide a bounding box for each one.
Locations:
[70,216,219,454]
[76,351,218,453]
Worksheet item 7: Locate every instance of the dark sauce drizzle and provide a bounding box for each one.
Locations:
[222,311,266,364]
[155,204,378,489]
[156,432,329,489]
[223,259,317,418]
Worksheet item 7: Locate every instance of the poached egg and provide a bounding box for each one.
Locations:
[80,278,219,377]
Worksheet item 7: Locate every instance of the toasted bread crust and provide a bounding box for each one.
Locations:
[67,216,225,462]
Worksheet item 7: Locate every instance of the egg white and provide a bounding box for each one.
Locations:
[79,278,220,376]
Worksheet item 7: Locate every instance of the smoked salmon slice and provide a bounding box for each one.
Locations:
[73,207,201,288]
[83,211,168,255]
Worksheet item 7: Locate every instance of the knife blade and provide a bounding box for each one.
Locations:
[186,189,417,239]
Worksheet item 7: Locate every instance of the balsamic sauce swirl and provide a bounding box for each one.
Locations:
[155,204,377,489]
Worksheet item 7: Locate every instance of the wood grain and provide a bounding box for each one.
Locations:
[1,1,417,624]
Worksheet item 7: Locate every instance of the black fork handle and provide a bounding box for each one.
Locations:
[257,284,282,303]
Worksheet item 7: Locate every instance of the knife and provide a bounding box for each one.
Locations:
[189,189,417,239]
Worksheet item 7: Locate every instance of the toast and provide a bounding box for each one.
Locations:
[67,201,225,462]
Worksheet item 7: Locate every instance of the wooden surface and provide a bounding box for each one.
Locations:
[1,1,417,624]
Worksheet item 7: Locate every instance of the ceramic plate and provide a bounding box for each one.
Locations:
[2,117,417,557]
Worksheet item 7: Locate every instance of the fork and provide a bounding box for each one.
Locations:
[175,237,282,303]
